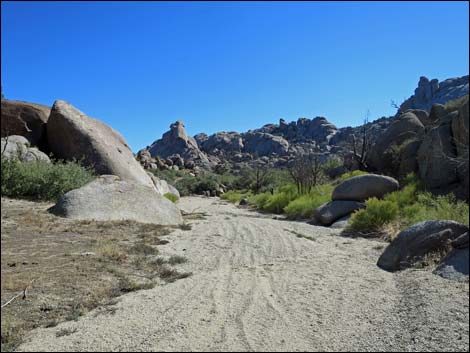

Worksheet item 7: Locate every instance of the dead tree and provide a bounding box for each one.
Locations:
[288,151,323,194]
[351,111,373,171]
[251,161,271,194]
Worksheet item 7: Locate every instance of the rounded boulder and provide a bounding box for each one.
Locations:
[332,174,399,202]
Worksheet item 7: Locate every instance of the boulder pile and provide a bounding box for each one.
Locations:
[1,99,183,225]
[313,174,399,227]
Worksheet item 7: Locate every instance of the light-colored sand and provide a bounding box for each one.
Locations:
[18,197,469,352]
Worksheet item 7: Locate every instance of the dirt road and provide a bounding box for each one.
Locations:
[18,197,469,352]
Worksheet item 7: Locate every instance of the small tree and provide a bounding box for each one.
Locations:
[288,151,324,195]
[251,162,271,194]
[350,110,373,171]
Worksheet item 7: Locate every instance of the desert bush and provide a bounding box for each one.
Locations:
[163,193,179,203]
[348,197,400,232]
[151,168,185,185]
[444,94,468,113]
[248,192,271,209]
[403,193,469,226]
[221,190,252,203]
[284,184,334,219]
[1,156,95,201]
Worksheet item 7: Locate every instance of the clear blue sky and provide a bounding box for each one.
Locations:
[2,1,469,152]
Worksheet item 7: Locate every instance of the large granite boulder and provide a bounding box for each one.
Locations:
[417,117,459,189]
[368,111,425,172]
[314,201,364,226]
[377,220,469,272]
[1,135,50,163]
[332,174,399,202]
[452,95,469,156]
[1,100,51,148]
[147,172,180,198]
[49,175,183,225]
[397,138,422,177]
[47,100,155,189]
[243,131,289,156]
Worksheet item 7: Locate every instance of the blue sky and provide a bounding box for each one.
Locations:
[2,1,469,152]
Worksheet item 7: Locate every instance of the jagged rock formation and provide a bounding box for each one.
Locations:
[369,94,469,199]
[147,120,213,169]
[399,75,469,113]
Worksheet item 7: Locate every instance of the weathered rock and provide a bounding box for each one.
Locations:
[148,120,211,169]
[49,175,183,225]
[398,138,422,177]
[377,220,469,272]
[146,172,180,198]
[1,100,51,148]
[47,100,155,189]
[433,247,469,281]
[1,135,51,163]
[417,119,458,189]
[200,132,244,154]
[332,174,399,202]
[243,132,289,156]
[314,201,365,226]
[368,111,425,172]
[330,215,351,229]
[434,232,469,281]
[399,75,469,113]
[452,95,469,156]
[409,109,433,126]
[452,232,469,249]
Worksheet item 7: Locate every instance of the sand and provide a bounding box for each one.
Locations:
[17,197,469,352]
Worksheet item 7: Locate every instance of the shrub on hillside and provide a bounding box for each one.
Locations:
[284,184,334,219]
[163,193,179,203]
[348,197,399,233]
[403,193,469,226]
[221,190,252,203]
[1,156,95,201]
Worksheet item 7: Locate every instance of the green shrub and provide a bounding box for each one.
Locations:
[173,176,195,196]
[248,192,271,209]
[221,190,252,203]
[284,184,333,219]
[151,168,185,185]
[163,193,179,203]
[444,94,468,113]
[404,192,469,226]
[348,198,399,232]
[1,157,96,201]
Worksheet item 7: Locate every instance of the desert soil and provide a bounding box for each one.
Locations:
[16,196,469,352]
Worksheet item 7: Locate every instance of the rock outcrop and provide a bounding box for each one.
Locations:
[399,75,469,113]
[314,201,365,226]
[47,100,155,190]
[1,100,51,149]
[368,111,425,174]
[49,175,183,225]
[332,174,399,202]
[243,132,289,156]
[1,135,51,163]
[148,120,211,168]
[377,220,469,272]
[417,115,459,189]
[434,232,469,281]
